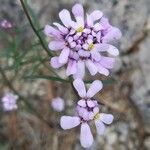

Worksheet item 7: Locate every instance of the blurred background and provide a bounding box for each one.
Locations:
[0,0,150,149]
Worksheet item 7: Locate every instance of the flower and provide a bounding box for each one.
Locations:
[0,19,13,29]
[60,79,114,148]
[51,97,65,112]
[1,93,18,111]
[44,3,121,79]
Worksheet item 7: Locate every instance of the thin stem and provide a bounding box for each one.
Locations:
[19,0,53,57]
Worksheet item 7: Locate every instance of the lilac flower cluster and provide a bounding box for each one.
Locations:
[61,79,113,147]
[44,3,121,148]
[44,3,121,79]
[0,19,13,29]
[1,93,18,111]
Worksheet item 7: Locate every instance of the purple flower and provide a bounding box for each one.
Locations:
[44,3,121,78]
[51,97,65,112]
[60,79,114,148]
[1,93,18,111]
[0,19,13,29]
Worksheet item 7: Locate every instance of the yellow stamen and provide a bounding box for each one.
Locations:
[76,26,84,33]
[88,43,94,50]
[94,113,100,120]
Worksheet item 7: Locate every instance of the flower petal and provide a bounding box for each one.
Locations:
[72,3,84,18]
[66,60,77,76]
[85,60,98,76]
[96,63,109,76]
[87,80,103,98]
[53,22,68,34]
[80,123,93,148]
[89,10,103,22]
[44,25,62,38]
[102,27,122,43]
[100,56,115,69]
[58,48,70,64]
[95,119,105,135]
[73,60,85,79]
[73,78,86,98]
[59,9,72,27]
[77,99,86,107]
[107,45,119,56]
[48,41,65,51]
[91,50,101,61]
[100,113,114,124]
[60,116,80,129]
[50,57,64,68]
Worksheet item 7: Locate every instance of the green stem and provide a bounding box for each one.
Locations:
[19,0,53,57]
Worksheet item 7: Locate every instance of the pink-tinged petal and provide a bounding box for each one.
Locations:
[102,27,122,43]
[59,9,72,27]
[48,41,65,51]
[94,43,109,52]
[100,56,115,69]
[87,80,103,98]
[78,99,86,107]
[91,50,101,61]
[44,25,62,38]
[60,116,80,130]
[66,60,77,76]
[100,113,114,124]
[96,63,109,76]
[100,17,111,29]
[73,78,86,98]
[95,119,105,135]
[85,60,98,76]
[93,23,103,32]
[53,22,68,34]
[96,31,101,42]
[78,50,90,57]
[73,60,85,79]
[72,3,84,18]
[87,100,95,108]
[50,57,64,68]
[80,123,94,148]
[89,10,103,22]
[58,48,70,64]
[107,45,119,56]
[86,14,93,27]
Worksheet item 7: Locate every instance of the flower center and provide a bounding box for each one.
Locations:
[94,113,100,120]
[76,26,84,33]
[88,43,94,50]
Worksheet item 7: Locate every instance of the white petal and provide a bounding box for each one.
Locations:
[59,9,72,27]
[85,60,97,75]
[107,45,119,56]
[95,119,105,135]
[87,80,103,98]
[60,116,80,129]
[100,113,114,124]
[77,99,86,107]
[91,50,101,61]
[73,60,85,79]
[53,22,68,34]
[72,3,84,18]
[80,123,94,148]
[48,41,65,51]
[51,57,64,68]
[73,78,86,98]
[66,60,77,76]
[96,63,109,76]
[89,10,103,22]
[58,48,70,64]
